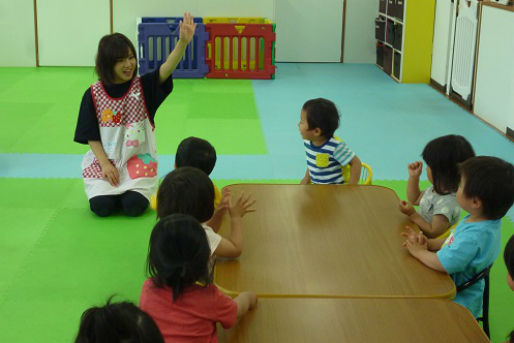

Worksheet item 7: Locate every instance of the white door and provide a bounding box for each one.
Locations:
[275,0,344,62]
[431,0,454,87]
[38,0,110,66]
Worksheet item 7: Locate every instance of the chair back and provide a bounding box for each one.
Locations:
[342,162,373,185]
[456,264,492,338]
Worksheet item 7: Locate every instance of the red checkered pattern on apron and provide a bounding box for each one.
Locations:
[91,78,148,128]
[82,159,104,179]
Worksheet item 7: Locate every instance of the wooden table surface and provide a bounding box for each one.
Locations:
[215,184,455,298]
[218,298,489,343]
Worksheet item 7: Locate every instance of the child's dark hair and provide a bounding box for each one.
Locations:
[459,156,514,220]
[175,137,217,175]
[302,98,340,138]
[75,299,164,343]
[422,135,475,194]
[147,214,212,301]
[504,235,514,278]
[156,167,214,221]
[95,33,137,85]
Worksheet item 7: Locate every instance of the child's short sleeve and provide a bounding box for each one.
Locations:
[213,287,238,329]
[333,141,355,167]
[202,225,222,254]
[432,195,460,224]
[437,234,479,274]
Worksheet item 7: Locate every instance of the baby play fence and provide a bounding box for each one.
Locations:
[137,17,276,79]
[138,17,209,78]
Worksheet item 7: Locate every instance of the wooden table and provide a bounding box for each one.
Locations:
[217,298,489,343]
[216,184,455,298]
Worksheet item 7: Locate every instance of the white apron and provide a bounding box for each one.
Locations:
[81,78,158,200]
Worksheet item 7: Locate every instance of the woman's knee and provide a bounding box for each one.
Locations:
[120,191,149,217]
[89,196,118,217]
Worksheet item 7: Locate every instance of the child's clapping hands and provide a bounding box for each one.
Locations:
[401,226,428,257]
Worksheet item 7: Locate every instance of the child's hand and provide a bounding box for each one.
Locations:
[300,177,310,185]
[404,232,428,256]
[218,187,232,211]
[179,12,197,44]
[229,192,256,218]
[408,161,423,178]
[398,200,416,216]
[101,161,119,186]
[401,226,427,247]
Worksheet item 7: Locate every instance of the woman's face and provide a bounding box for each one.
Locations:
[112,49,136,84]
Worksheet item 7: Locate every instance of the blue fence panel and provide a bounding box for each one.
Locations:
[138,18,208,78]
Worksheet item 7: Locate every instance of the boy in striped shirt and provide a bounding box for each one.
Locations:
[299,98,362,184]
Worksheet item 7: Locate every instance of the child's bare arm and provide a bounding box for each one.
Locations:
[404,237,446,272]
[213,193,255,258]
[215,229,243,258]
[408,212,450,238]
[347,156,362,185]
[428,237,446,251]
[234,292,258,319]
[406,161,423,204]
[300,168,311,185]
[206,187,231,233]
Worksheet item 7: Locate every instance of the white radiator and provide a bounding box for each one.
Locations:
[450,0,479,101]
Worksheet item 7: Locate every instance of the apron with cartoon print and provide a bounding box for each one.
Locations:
[81,78,158,200]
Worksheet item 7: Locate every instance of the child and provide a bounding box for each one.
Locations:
[403,156,514,318]
[75,300,164,343]
[74,13,197,217]
[150,136,222,210]
[157,167,255,258]
[140,214,257,343]
[298,98,362,185]
[399,135,475,238]
[175,136,222,207]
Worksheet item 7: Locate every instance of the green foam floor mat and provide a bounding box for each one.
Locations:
[0,68,267,155]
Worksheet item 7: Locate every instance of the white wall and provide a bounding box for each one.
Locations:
[343,0,377,63]
[473,6,514,135]
[37,0,110,66]
[0,0,380,66]
[0,0,36,66]
[113,0,275,50]
[275,0,343,62]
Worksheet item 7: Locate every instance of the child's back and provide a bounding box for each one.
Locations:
[157,167,254,259]
[140,280,236,342]
[140,214,257,343]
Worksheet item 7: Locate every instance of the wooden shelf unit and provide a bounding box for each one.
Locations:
[375,0,435,83]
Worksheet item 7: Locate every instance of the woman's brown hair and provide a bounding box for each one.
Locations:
[95,33,138,85]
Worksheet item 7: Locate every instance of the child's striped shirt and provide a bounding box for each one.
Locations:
[304,136,355,184]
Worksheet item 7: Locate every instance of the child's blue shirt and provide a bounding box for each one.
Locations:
[437,215,501,318]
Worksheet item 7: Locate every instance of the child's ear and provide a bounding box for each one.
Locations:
[471,197,482,210]
[313,128,322,137]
